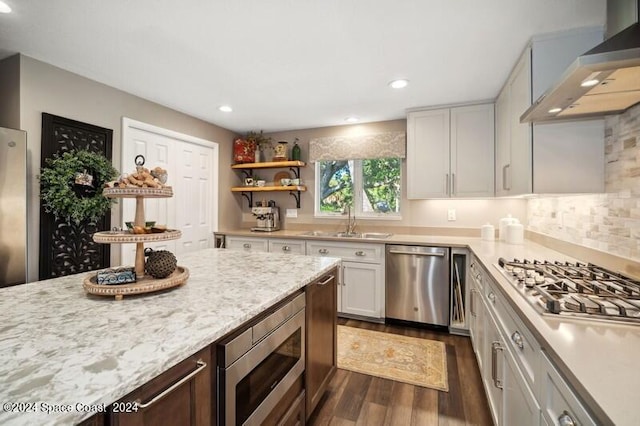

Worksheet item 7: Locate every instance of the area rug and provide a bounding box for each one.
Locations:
[337,325,448,392]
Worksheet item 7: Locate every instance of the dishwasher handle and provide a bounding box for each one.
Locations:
[388,249,446,257]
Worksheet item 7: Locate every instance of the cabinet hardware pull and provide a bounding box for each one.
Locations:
[243,243,251,249]
[282,246,290,251]
[470,289,476,316]
[342,265,345,286]
[318,275,334,286]
[511,331,524,350]
[318,248,328,255]
[135,359,207,409]
[488,292,496,303]
[491,341,503,389]
[503,164,511,191]
[355,251,366,256]
[445,173,449,195]
[452,173,455,195]
[558,411,576,426]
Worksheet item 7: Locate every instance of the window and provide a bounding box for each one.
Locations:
[315,158,401,218]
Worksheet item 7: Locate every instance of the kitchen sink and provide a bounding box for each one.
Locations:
[298,230,333,237]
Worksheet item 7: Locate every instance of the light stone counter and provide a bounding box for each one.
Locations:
[0,248,341,425]
[219,229,640,425]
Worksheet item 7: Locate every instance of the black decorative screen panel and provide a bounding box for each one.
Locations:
[39,113,113,280]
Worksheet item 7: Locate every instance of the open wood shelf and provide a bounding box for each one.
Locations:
[231,160,306,169]
[231,160,307,208]
[231,185,307,192]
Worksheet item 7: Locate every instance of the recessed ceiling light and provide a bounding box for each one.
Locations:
[389,79,409,89]
[580,79,600,87]
[548,107,562,114]
[218,105,233,112]
[0,1,12,13]
[345,117,359,123]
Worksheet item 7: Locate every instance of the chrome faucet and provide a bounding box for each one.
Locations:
[345,205,357,235]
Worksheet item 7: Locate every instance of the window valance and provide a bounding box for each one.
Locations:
[308,131,406,162]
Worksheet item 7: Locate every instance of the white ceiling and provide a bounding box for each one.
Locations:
[0,0,606,133]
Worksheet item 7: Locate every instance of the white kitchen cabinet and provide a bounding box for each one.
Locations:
[468,258,486,371]
[450,104,495,197]
[341,261,383,318]
[480,267,541,426]
[306,241,385,320]
[483,308,504,426]
[495,27,605,196]
[268,238,306,255]
[225,236,269,252]
[407,108,450,198]
[539,352,597,426]
[407,103,494,199]
[503,347,541,426]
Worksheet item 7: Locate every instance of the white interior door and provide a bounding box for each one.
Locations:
[175,142,215,254]
[121,118,218,266]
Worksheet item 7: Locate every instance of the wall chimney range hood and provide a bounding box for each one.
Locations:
[521,1,640,123]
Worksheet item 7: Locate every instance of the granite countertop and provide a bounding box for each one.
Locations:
[219,229,640,425]
[0,248,341,425]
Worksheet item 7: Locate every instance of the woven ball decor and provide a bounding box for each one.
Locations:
[145,249,177,278]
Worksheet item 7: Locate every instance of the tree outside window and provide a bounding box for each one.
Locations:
[316,158,401,218]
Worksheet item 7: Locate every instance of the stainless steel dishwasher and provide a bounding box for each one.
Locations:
[385,245,450,327]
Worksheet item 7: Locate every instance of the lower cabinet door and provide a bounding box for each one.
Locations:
[341,261,382,318]
[110,348,211,426]
[483,312,504,426]
[469,281,486,372]
[503,348,540,426]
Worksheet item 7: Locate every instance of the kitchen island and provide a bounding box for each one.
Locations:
[0,248,340,425]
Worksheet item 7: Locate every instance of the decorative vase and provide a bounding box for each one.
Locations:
[273,141,288,161]
[291,138,301,161]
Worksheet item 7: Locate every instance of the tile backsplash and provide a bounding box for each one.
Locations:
[528,104,640,261]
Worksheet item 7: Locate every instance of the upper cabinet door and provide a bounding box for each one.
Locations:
[450,104,495,197]
[495,87,511,196]
[508,47,533,196]
[407,109,450,199]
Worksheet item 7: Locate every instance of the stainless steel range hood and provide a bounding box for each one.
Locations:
[521,1,640,123]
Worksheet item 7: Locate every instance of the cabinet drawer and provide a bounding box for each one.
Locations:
[484,279,540,394]
[539,352,597,426]
[269,239,306,255]
[226,236,269,252]
[306,241,383,263]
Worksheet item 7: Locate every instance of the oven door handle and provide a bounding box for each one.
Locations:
[136,359,207,409]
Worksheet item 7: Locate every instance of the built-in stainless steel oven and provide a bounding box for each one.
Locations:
[217,292,305,426]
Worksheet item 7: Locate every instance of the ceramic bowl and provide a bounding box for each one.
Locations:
[256,180,266,187]
[280,178,291,186]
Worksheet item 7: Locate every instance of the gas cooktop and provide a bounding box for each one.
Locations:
[494,258,640,325]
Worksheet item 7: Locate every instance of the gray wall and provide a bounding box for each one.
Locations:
[14,55,238,281]
[0,54,20,129]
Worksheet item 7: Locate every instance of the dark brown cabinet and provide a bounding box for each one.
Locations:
[111,347,211,426]
[305,268,338,419]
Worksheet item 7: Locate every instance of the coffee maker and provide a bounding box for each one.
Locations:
[251,202,280,232]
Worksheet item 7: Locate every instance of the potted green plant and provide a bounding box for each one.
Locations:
[246,130,273,162]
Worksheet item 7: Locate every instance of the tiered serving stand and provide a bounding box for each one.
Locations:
[83,186,189,300]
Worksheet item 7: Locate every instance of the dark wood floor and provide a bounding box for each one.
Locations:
[308,318,493,426]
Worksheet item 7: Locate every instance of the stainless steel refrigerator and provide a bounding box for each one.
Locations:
[0,127,27,287]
